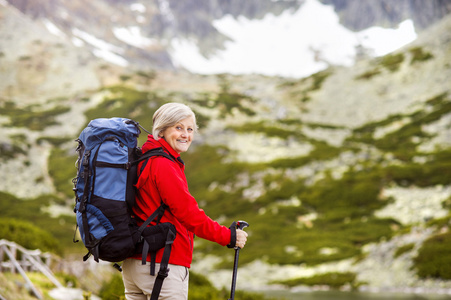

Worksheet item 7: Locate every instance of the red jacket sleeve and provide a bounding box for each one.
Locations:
[151,157,231,246]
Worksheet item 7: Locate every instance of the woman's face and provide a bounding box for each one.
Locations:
[161,116,195,154]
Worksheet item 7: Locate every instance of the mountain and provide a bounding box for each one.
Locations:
[2,0,450,83]
[1,0,451,296]
[323,0,451,31]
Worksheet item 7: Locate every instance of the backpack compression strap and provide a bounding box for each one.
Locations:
[138,205,176,300]
[79,149,100,260]
[150,226,176,300]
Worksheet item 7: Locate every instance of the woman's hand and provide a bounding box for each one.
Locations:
[236,229,248,249]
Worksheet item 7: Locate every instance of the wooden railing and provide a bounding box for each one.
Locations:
[0,239,63,300]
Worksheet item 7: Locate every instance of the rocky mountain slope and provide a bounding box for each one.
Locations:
[1,0,451,296]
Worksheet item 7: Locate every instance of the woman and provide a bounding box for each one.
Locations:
[122,102,248,300]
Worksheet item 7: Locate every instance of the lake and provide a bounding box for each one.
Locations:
[261,290,451,300]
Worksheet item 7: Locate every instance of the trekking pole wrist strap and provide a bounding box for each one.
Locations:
[227,221,237,249]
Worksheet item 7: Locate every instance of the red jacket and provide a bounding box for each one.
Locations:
[131,135,232,268]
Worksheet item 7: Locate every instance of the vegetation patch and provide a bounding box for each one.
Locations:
[394,243,415,258]
[2,101,70,131]
[0,133,30,161]
[382,152,451,187]
[37,136,72,147]
[355,68,382,80]
[134,70,157,85]
[309,70,333,91]
[228,121,301,140]
[48,148,78,199]
[414,231,451,279]
[184,144,254,206]
[213,75,257,117]
[378,53,405,72]
[0,218,60,254]
[0,141,27,161]
[278,69,333,103]
[268,139,340,169]
[275,272,357,289]
[409,46,433,64]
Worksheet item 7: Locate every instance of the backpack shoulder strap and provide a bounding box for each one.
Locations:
[135,147,174,230]
[135,147,174,176]
[135,147,174,164]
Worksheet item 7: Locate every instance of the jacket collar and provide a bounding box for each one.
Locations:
[143,135,185,166]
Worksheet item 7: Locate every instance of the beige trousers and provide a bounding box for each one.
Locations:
[122,258,189,300]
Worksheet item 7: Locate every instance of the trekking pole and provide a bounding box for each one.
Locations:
[228,220,249,300]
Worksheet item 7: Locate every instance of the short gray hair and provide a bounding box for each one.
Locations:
[152,103,198,139]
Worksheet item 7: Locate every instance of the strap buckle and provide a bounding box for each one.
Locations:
[157,268,170,280]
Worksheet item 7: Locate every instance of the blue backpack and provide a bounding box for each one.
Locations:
[73,118,176,299]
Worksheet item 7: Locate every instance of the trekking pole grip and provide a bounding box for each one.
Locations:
[236,220,249,230]
[235,220,249,249]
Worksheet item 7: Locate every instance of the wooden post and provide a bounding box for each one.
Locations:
[3,247,43,300]
[10,244,16,274]
[0,244,4,272]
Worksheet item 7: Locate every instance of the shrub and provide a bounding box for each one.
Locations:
[0,218,60,253]
[394,243,415,258]
[414,232,451,279]
[355,68,381,80]
[98,273,125,300]
[379,53,405,72]
[409,46,433,64]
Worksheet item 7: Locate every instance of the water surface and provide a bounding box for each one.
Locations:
[262,290,451,300]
